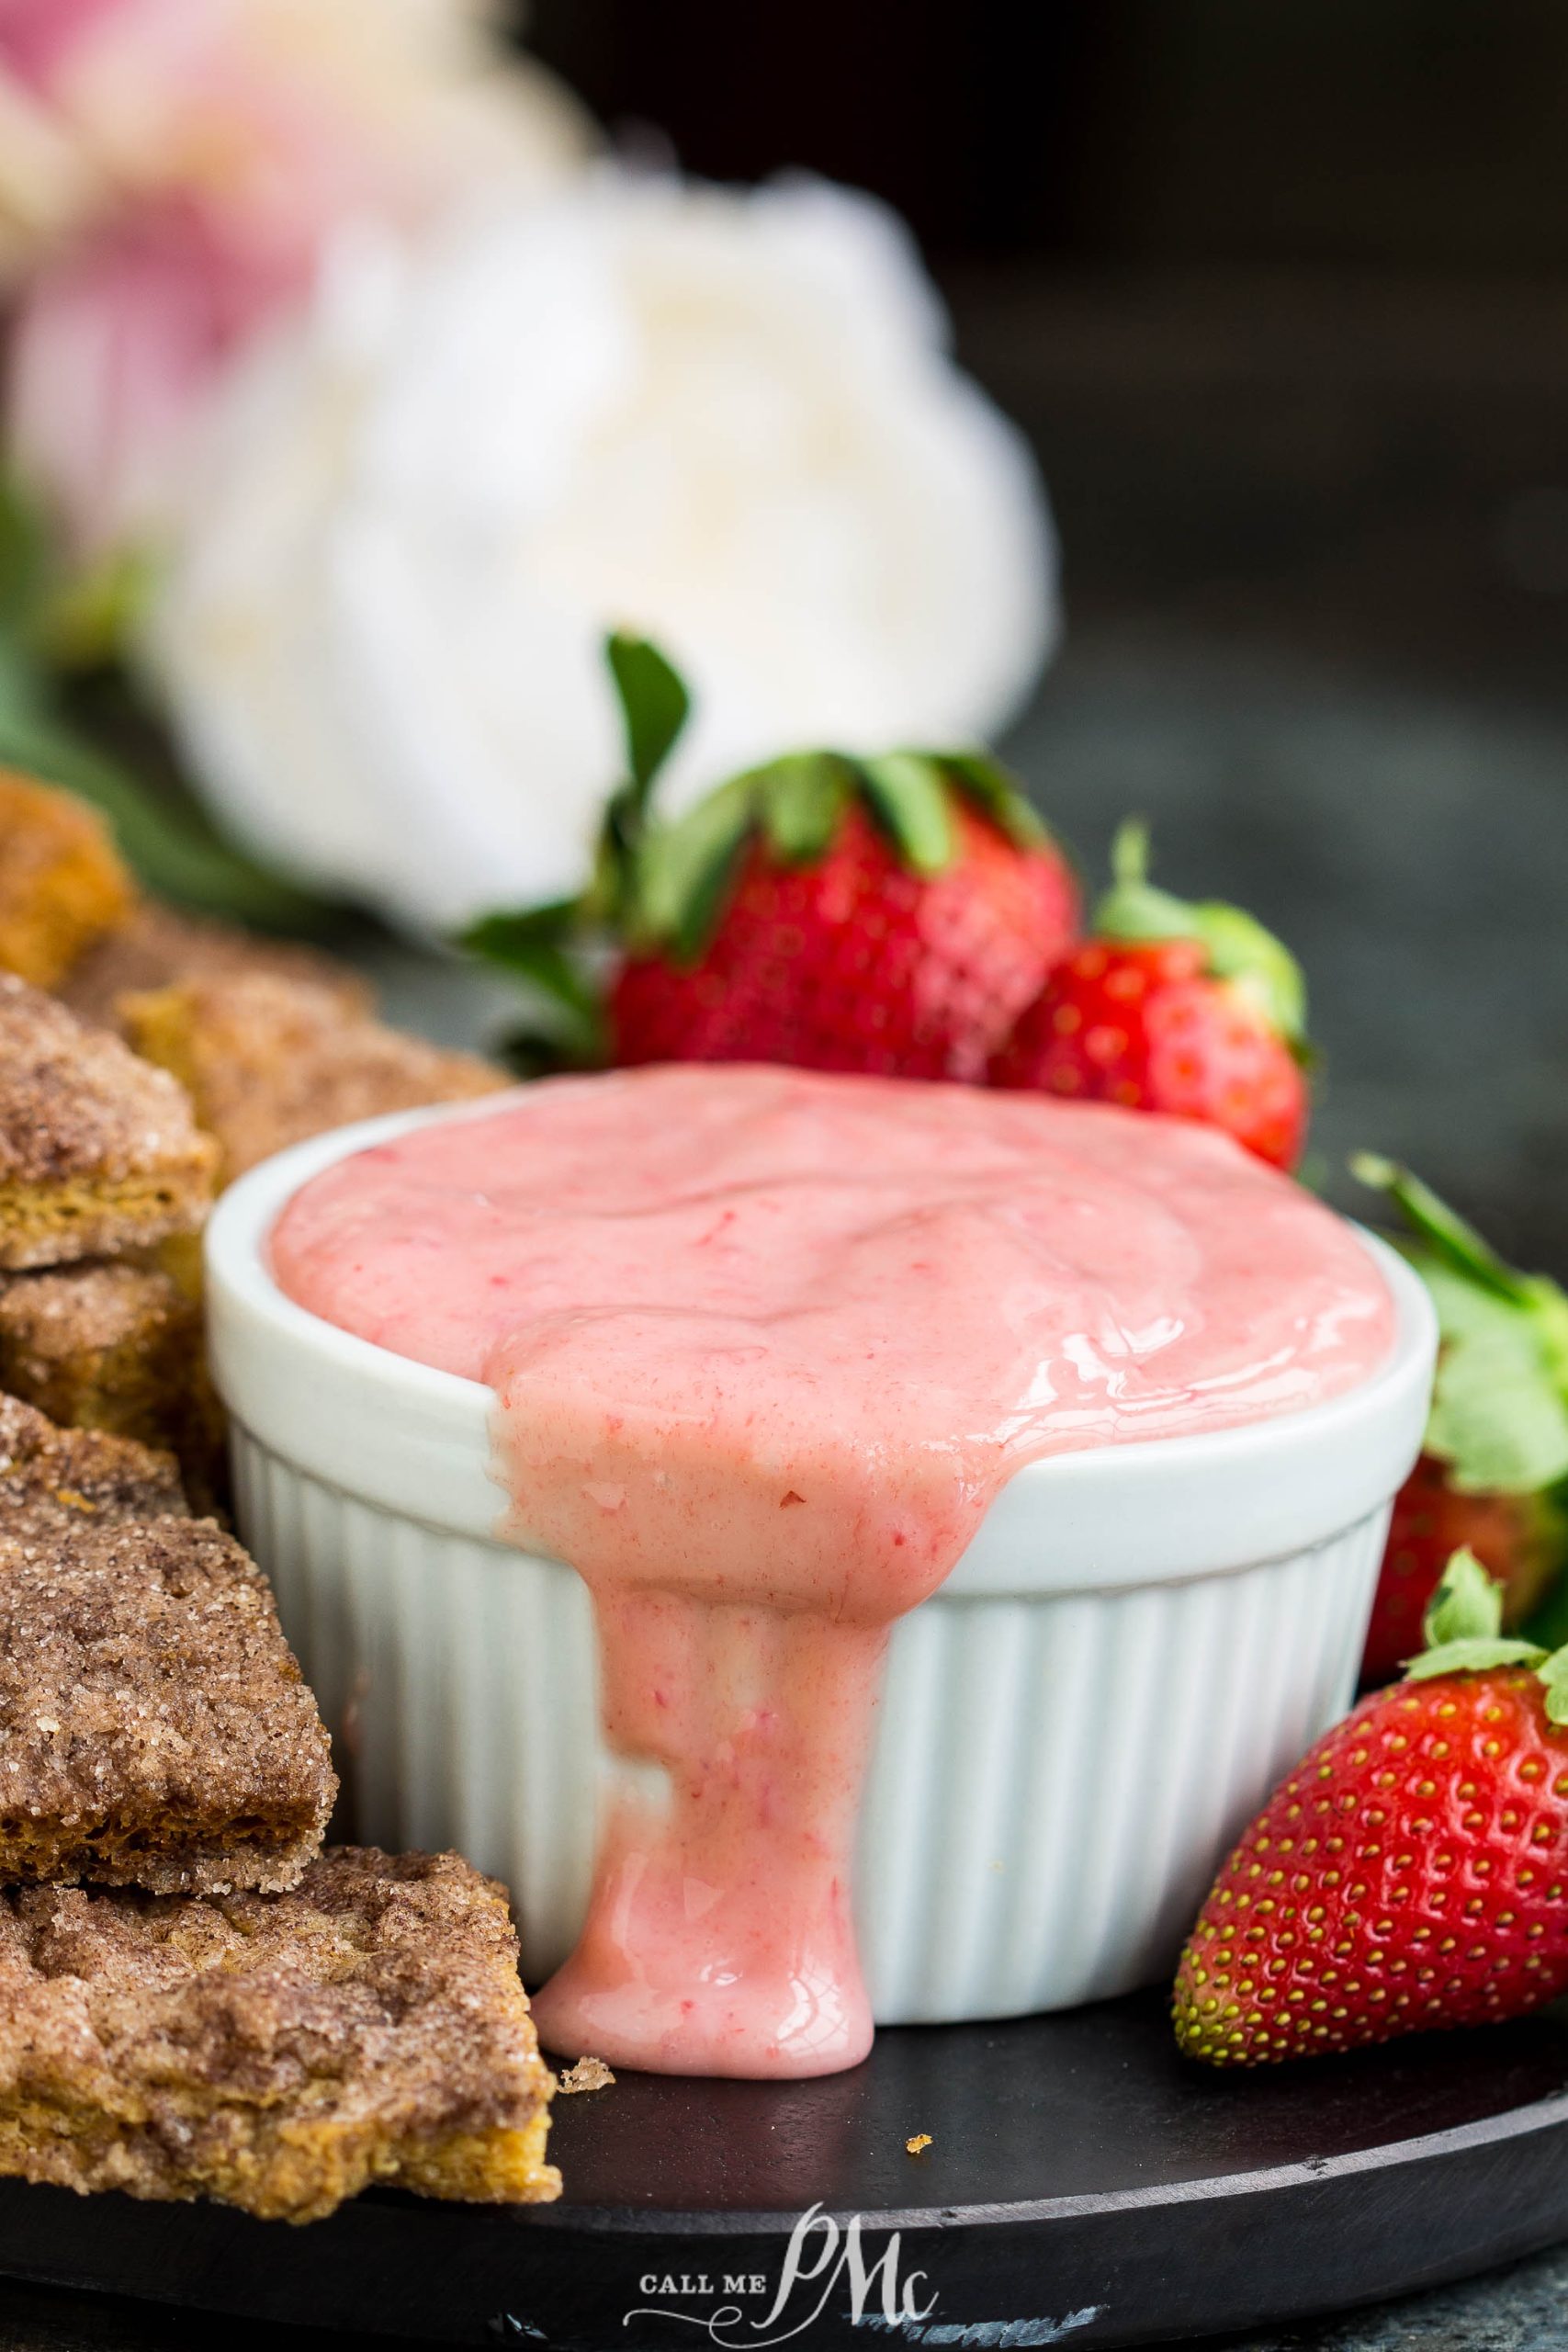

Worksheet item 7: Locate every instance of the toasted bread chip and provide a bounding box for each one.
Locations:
[0,1259,225,1507]
[0,1849,558,2222]
[0,978,216,1269]
[0,1512,334,1895]
[0,1391,186,1535]
[125,973,506,1182]
[60,901,372,1035]
[0,772,132,989]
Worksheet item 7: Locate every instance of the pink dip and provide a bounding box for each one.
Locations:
[272,1065,1394,2079]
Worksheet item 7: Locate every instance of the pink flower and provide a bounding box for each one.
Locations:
[0,0,122,94]
[0,0,590,554]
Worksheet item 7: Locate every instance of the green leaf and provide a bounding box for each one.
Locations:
[1404,1637,1546,1680]
[1093,820,1307,1046]
[1421,1546,1506,1645]
[1095,819,1197,943]
[635,774,757,963]
[1190,901,1308,1047]
[1353,1160,1568,1494]
[604,633,691,807]
[459,902,604,1061]
[1350,1157,1534,1307]
[757,752,852,865]
[1538,1645,1568,1723]
[1535,1642,1568,1690]
[935,751,1048,849]
[0,481,51,634]
[37,546,153,669]
[460,900,581,956]
[1407,1548,1550,1680]
[856,752,954,874]
[1424,1303,1568,1495]
[492,1021,598,1080]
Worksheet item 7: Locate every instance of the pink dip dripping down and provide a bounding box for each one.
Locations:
[271,1065,1394,2079]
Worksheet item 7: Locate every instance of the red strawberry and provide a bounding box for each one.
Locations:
[462,635,1078,1083]
[1353,1158,1568,1686]
[1174,1550,1568,2066]
[989,823,1309,1170]
[611,788,1076,1081]
[1366,1457,1562,1688]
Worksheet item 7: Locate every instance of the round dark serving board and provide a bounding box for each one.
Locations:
[6,1992,1568,2348]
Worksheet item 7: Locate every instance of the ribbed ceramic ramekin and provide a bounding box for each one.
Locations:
[206,1099,1437,2026]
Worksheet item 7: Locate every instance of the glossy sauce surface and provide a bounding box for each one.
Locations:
[274,1066,1394,2076]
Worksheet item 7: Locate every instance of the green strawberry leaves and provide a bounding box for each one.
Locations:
[461,633,694,1055]
[1406,1546,1543,1679]
[1352,1156,1568,1499]
[637,774,759,964]
[461,631,1058,1014]
[755,752,853,865]
[1421,1545,1505,1643]
[1093,820,1308,1047]
[858,752,954,875]
[940,752,1049,851]
[605,631,691,809]
[1406,1548,1568,1722]
[457,899,607,1067]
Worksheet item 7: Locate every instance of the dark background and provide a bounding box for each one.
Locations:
[523,0,1568,1266]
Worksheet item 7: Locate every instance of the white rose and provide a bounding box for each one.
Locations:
[147,170,1059,932]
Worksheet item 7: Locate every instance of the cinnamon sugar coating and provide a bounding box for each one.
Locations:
[0,1261,222,1505]
[0,978,217,1268]
[0,1258,199,1433]
[60,903,372,1036]
[0,1849,559,2222]
[0,771,132,989]
[0,1512,334,1894]
[0,1391,186,1537]
[123,973,507,1181]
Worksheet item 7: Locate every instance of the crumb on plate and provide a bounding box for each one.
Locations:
[557,2055,615,2094]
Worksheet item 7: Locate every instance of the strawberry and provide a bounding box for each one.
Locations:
[462,634,1079,1083]
[988,823,1309,1170]
[1174,1550,1568,2066]
[1353,1157,1568,1686]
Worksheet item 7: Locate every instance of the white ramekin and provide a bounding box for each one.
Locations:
[206,1098,1437,2027]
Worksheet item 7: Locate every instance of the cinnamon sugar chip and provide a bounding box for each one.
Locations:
[0,1849,558,2222]
[0,1511,334,1894]
[60,902,372,1035]
[0,978,216,1269]
[0,1259,205,1453]
[557,2055,615,2094]
[0,1392,186,1537]
[123,973,508,1182]
[0,771,132,989]
[0,1259,224,1507]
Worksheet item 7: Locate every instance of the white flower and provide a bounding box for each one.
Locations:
[147,170,1059,933]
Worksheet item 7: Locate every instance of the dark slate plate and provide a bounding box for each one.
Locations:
[6,1992,1568,2348]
